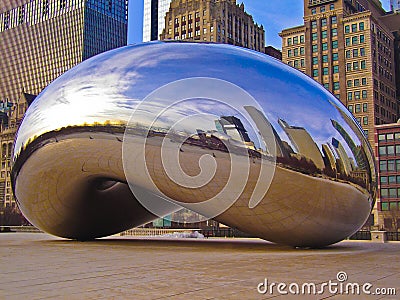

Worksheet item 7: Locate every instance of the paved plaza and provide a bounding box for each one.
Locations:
[0,233,399,299]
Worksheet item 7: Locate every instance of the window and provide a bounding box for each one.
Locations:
[388,160,396,171]
[301,59,305,67]
[352,36,359,44]
[348,92,353,100]
[388,146,395,155]
[354,91,360,99]
[300,47,305,55]
[361,60,366,69]
[387,133,394,141]
[355,104,361,113]
[381,176,388,184]
[323,67,329,75]
[288,50,292,57]
[294,48,299,56]
[322,42,328,51]
[333,65,339,74]
[332,40,338,49]
[346,50,351,58]
[332,28,337,36]
[362,90,367,99]
[353,61,359,70]
[294,60,299,68]
[352,24,357,32]
[363,117,368,125]
[324,83,329,89]
[347,80,352,87]
[363,103,368,112]
[293,36,299,44]
[354,79,360,86]
[312,57,318,65]
[359,22,365,31]
[300,35,304,43]
[360,34,365,43]
[346,63,352,71]
[353,49,359,57]
[312,33,318,41]
[320,6,326,12]
[331,16,337,24]
[322,55,328,63]
[389,176,396,183]
[287,38,292,46]
[332,53,338,61]
[313,69,319,77]
[311,8,316,15]
[333,82,339,90]
[378,134,386,141]
[348,105,353,112]
[381,202,389,210]
[346,38,350,46]
[322,30,328,39]
[380,160,387,171]
[321,18,327,27]
[360,47,365,56]
[312,44,318,53]
[330,4,335,10]
[345,25,350,33]
[311,20,317,29]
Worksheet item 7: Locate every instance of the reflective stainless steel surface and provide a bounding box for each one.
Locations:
[12,42,376,246]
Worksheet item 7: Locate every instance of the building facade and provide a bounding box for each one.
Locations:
[0,0,128,208]
[280,0,398,149]
[143,0,172,41]
[160,0,265,53]
[375,122,400,231]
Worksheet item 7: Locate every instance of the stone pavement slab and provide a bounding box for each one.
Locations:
[0,233,399,299]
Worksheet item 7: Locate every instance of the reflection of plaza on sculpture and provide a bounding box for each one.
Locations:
[12,42,376,247]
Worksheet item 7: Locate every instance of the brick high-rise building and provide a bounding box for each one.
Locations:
[280,0,398,149]
[0,0,128,208]
[160,0,265,53]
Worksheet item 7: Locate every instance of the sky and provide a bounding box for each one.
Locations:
[127,0,392,50]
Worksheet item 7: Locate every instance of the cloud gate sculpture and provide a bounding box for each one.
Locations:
[11,42,376,247]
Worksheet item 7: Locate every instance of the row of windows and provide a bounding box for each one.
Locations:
[355,116,369,126]
[287,47,304,57]
[378,132,400,142]
[379,145,400,156]
[286,35,304,46]
[345,47,366,58]
[344,22,365,33]
[311,16,337,29]
[312,66,339,76]
[380,201,399,211]
[380,188,400,199]
[379,159,400,172]
[347,90,368,100]
[380,175,400,185]
[311,28,338,41]
[312,53,339,65]
[310,3,335,14]
[347,78,367,87]
[348,103,368,113]
[287,59,305,68]
[346,60,367,72]
[345,35,366,46]
[312,40,338,52]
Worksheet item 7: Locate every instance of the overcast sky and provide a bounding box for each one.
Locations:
[127,0,392,49]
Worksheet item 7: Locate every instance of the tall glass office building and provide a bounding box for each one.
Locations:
[143,0,171,41]
[0,0,128,208]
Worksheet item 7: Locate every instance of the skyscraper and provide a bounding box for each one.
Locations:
[160,0,265,53]
[143,0,172,41]
[0,0,128,208]
[280,0,398,149]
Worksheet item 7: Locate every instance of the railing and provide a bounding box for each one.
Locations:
[308,0,337,8]
[0,226,42,233]
[348,230,371,240]
[120,228,201,237]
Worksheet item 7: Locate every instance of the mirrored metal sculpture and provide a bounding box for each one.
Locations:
[12,42,377,247]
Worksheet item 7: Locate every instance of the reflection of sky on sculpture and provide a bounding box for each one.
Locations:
[15,42,364,165]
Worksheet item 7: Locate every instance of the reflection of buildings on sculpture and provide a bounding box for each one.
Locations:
[322,144,337,173]
[332,137,353,176]
[278,119,325,170]
[215,116,250,143]
[143,0,173,41]
[244,106,291,158]
[0,0,128,209]
[0,93,35,208]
